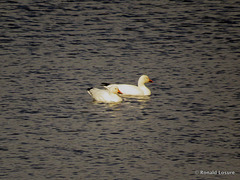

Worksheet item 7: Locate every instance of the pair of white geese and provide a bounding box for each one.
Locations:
[87,75,153,103]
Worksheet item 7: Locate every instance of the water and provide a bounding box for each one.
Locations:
[1,0,240,179]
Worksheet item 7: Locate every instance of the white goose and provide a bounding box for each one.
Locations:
[87,85,123,103]
[102,75,153,96]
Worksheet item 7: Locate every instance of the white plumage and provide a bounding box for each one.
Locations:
[87,85,123,103]
[103,75,153,96]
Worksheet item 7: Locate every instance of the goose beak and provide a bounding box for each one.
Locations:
[149,79,153,83]
[118,89,123,94]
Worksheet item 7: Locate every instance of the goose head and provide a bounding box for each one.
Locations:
[108,86,123,94]
[138,75,153,85]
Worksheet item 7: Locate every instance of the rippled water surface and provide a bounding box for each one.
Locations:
[1,0,240,179]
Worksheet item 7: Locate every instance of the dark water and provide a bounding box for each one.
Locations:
[1,0,240,179]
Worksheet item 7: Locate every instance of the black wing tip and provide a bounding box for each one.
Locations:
[87,87,93,91]
[101,83,110,86]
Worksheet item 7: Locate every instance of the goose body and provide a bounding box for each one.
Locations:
[103,75,153,96]
[87,86,122,103]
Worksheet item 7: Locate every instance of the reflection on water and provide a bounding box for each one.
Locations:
[122,95,151,101]
[0,0,240,179]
